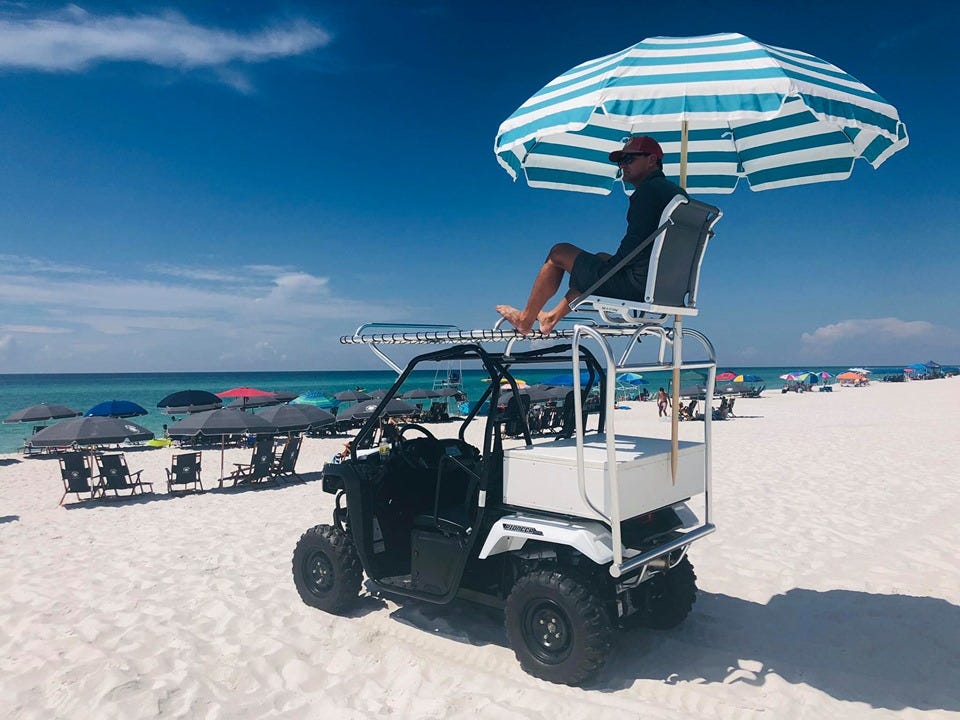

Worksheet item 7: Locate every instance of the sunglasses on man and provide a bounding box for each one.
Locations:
[617,153,651,166]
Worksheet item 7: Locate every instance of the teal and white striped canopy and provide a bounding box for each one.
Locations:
[494,33,909,194]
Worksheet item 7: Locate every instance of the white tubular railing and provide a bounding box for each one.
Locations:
[570,322,717,578]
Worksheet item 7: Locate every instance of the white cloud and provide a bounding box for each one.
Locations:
[0,323,70,334]
[0,255,412,371]
[0,6,330,89]
[801,318,936,348]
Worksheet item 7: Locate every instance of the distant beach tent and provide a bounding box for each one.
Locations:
[4,403,81,424]
[157,390,223,415]
[836,371,865,381]
[906,363,930,376]
[85,400,148,418]
[29,416,153,447]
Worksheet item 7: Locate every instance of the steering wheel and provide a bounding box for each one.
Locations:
[393,423,442,470]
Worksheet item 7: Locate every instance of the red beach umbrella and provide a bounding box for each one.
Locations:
[216,387,276,410]
[216,387,275,399]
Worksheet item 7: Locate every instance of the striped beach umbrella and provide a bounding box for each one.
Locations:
[495,32,908,195]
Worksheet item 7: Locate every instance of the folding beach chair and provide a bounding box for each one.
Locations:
[57,452,97,505]
[272,435,303,482]
[221,437,274,487]
[166,452,203,494]
[569,195,722,325]
[498,394,531,438]
[96,453,154,498]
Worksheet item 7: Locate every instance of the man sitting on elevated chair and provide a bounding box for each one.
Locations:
[496,136,686,335]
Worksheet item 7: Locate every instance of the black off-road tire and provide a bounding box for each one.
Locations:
[292,524,363,614]
[639,556,698,630]
[505,569,613,685]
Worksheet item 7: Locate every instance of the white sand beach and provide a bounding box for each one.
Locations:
[1,379,958,719]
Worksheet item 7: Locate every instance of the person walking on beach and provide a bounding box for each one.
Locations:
[657,387,669,417]
[496,136,686,336]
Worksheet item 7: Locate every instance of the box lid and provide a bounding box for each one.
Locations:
[504,434,702,471]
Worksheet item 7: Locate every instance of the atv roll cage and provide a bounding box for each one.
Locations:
[340,318,717,581]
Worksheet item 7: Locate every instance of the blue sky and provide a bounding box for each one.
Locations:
[0,1,956,373]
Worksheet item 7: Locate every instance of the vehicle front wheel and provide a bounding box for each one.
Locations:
[505,569,612,685]
[292,524,362,614]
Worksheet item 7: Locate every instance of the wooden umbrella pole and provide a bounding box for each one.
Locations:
[671,315,682,484]
[679,119,688,189]
[672,121,689,484]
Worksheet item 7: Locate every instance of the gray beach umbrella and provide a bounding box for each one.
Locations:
[256,404,335,432]
[166,408,277,438]
[402,388,441,400]
[4,403,82,424]
[157,390,223,415]
[334,390,372,402]
[336,398,418,422]
[166,408,278,480]
[29,416,154,447]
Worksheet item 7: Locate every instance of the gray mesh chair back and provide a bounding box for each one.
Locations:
[58,452,95,505]
[167,452,203,493]
[571,195,722,324]
[274,435,303,481]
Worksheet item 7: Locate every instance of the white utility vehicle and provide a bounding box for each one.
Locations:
[292,196,722,684]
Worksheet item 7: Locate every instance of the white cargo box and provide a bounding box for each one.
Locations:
[503,434,705,521]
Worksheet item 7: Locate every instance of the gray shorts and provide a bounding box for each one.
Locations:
[569,252,645,300]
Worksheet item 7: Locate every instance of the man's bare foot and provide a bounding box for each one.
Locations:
[496,305,534,335]
[538,311,560,336]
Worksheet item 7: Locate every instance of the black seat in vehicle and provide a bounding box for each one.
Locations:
[412,442,482,536]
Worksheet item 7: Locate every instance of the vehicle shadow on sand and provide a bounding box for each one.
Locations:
[381,585,959,710]
[602,588,960,711]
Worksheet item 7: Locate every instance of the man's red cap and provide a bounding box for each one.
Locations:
[608,135,664,162]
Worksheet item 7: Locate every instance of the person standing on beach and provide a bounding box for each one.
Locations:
[657,387,669,417]
[496,136,686,335]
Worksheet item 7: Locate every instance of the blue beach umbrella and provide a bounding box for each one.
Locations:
[85,400,148,418]
[495,32,908,195]
[291,391,338,409]
[544,371,593,386]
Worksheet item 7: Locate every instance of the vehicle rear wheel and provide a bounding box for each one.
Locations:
[505,569,612,685]
[639,556,697,629]
[292,524,362,614]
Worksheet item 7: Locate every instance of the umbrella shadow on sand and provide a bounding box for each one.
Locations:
[0,515,19,524]
[379,587,959,710]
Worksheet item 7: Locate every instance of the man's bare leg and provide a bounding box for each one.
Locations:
[537,289,579,335]
[496,244,581,335]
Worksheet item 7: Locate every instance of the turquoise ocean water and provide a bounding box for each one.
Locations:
[0,365,867,454]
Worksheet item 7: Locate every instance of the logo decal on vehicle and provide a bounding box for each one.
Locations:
[502,522,544,536]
